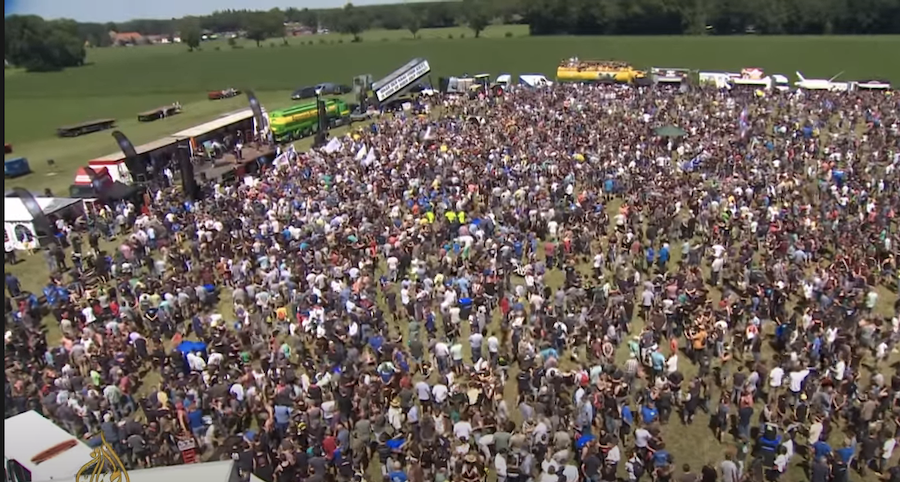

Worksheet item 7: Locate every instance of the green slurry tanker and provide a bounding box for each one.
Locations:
[268,98,350,143]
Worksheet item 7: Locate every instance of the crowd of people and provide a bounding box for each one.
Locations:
[5,81,900,482]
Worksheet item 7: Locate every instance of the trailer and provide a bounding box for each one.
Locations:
[268,99,350,143]
[56,118,116,138]
[137,103,183,122]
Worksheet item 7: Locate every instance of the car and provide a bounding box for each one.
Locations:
[208,88,241,100]
[291,83,352,100]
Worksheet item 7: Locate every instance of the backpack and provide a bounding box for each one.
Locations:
[631,457,645,479]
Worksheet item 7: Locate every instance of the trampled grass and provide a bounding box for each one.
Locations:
[5,30,900,194]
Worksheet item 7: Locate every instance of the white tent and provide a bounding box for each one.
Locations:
[51,459,259,482]
[4,196,83,251]
[4,410,95,482]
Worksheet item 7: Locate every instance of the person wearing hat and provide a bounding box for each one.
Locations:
[460,452,482,482]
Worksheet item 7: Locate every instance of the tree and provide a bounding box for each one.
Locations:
[297,8,319,29]
[5,15,86,72]
[336,3,367,42]
[180,17,202,51]
[403,7,423,38]
[461,0,492,37]
[246,10,283,47]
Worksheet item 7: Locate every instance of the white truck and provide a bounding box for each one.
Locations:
[495,74,554,89]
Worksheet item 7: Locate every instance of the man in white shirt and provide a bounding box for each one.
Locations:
[788,368,812,400]
[432,381,449,408]
[450,342,464,373]
[666,354,678,374]
[434,341,450,374]
[453,419,473,440]
[415,380,432,404]
[487,335,500,366]
[634,427,651,449]
[768,365,785,402]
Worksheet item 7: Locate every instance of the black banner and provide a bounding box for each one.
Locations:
[11,187,54,239]
[245,90,264,131]
[180,156,199,201]
[111,130,146,179]
[83,166,111,204]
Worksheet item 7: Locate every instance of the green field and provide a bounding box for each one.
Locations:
[5,29,900,194]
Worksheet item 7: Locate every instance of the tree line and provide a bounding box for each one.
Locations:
[6,0,899,71]
[523,0,900,35]
[80,0,900,37]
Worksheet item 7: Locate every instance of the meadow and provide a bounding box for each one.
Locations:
[5,28,900,193]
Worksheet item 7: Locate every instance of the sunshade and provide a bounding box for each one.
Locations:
[654,125,687,138]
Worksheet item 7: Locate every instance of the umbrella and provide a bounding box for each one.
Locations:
[654,125,687,138]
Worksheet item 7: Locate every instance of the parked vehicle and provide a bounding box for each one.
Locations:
[208,88,241,100]
[268,98,351,142]
[291,83,352,100]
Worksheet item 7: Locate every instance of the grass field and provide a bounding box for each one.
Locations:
[5,30,900,193]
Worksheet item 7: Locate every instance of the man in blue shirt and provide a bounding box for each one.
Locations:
[834,443,854,465]
[622,404,634,428]
[658,243,670,271]
[811,439,832,460]
[652,445,671,468]
[274,404,292,436]
[641,402,659,425]
[650,351,666,375]
[387,461,408,482]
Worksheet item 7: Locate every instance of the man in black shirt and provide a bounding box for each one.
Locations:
[701,462,718,482]
[582,449,602,482]
[810,456,830,482]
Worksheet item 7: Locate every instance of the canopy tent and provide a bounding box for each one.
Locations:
[4,196,82,223]
[654,125,687,138]
[4,196,84,251]
[73,166,114,186]
[176,340,208,372]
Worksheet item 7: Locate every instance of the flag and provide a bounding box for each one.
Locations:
[273,152,289,167]
[738,107,750,138]
[324,137,342,154]
[363,148,376,167]
[355,144,368,161]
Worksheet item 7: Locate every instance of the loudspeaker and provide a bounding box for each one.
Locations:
[111,131,146,179]
[245,90,264,130]
[317,99,329,134]
[11,187,54,239]
[180,157,199,200]
[313,131,327,148]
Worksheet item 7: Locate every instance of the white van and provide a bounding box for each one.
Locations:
[5,411,94,482]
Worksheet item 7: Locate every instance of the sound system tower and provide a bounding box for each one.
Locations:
[317,99,329,133]
[180,157,199,201]
[313,98,330,148]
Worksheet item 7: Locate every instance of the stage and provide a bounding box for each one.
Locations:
[193,143,276,183]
